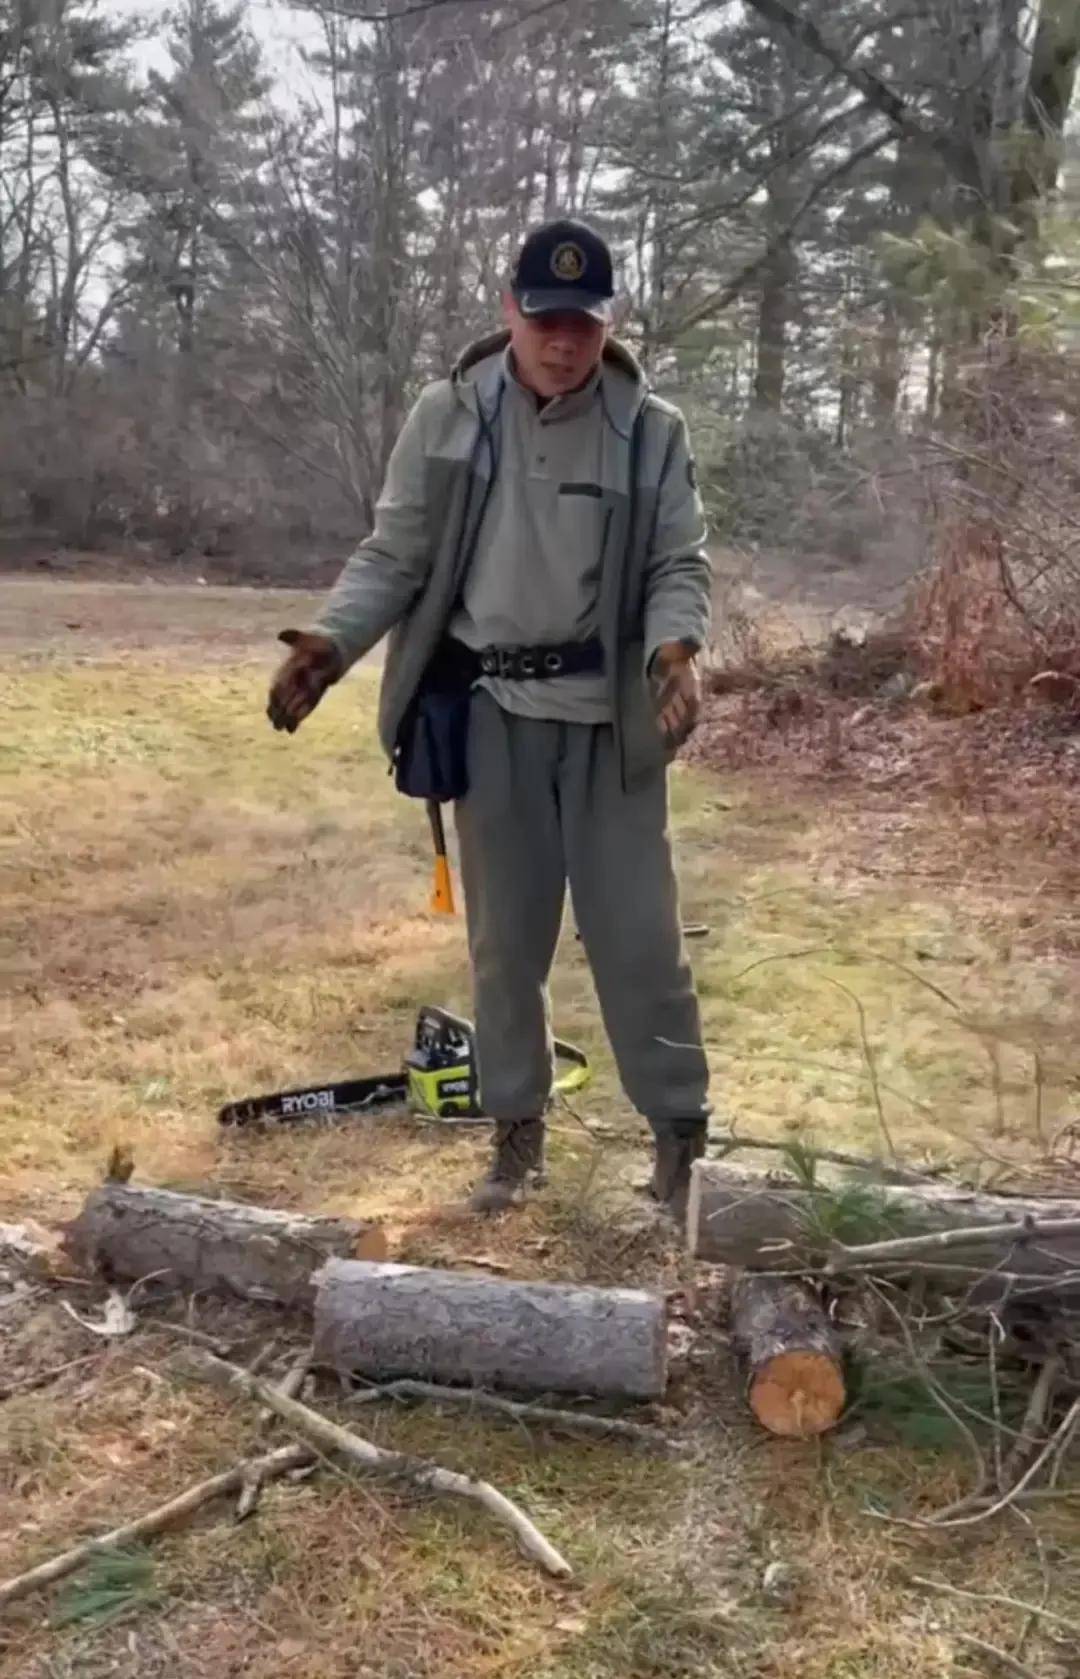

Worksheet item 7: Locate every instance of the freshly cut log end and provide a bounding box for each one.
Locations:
[352,1227,389,1262]
[314,1259,668,1399]
[731,1272,845,1438]
[65,1183,385,1308]
[747,1349,846,1437]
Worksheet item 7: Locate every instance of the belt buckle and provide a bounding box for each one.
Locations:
[496,648,515,679]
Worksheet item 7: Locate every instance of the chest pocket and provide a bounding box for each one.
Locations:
[557,482,608,596]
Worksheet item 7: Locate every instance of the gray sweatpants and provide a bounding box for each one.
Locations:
[454,693,710,1134]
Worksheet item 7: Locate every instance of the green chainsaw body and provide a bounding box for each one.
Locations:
[217,1005,590,1129]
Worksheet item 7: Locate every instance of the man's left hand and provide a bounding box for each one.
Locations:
[650,641,702,749]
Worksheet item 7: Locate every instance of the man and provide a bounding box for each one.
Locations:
[268,218,712,1217]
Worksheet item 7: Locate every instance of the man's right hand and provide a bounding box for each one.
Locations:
[267,629,343,734]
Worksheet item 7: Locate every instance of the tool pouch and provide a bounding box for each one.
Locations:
[394,685,471,802]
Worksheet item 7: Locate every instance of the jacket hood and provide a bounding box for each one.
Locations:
[450,328,649,435]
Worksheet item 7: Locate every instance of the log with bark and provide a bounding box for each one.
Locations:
[730,1273,845,1436]
[687,1161,1080,1284]
[314,1259,667,1399]
[66,1184,387,1308]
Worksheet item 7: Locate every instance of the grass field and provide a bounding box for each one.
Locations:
[2,579,1079,1678]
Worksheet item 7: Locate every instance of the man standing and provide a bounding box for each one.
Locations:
[268,218,712,1217]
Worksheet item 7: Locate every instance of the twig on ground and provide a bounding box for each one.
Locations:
[1009,1505,1051,1664]
[953,1631,1040,1679]
[1045,1397,1078,1491]
[1001,1356,1060,1490]
[919,1398,1080,1529]
[815,971,897,1160]
[350,1379,680,1451]
[704,1127,938,1185]
[182,1350,573,1579]
[935,1487,1080,1513]
[258,1344,313,1428]
[866,1262,1080,1285]
[0,1444,314,1608]
[987,1312,1006,1492]
[139,1317,232,1354]
[0,1352,103,1402]
[246,1340,282,1377]
[826,1216,1080,1273]
[909,1574,1080,1638]
[1032,1052,1045,1148]
[730,946,833,982]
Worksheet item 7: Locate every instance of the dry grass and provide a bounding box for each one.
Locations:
[3,583,1080,1677]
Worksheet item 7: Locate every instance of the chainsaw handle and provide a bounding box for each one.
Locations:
[553,1037,591,1097]
[415,1004,474,1041]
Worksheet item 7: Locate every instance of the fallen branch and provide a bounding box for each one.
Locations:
[952,1632,1040,1679]
[707,1130,939,1186]
[827,1216,1080,1274]
[1001,1356,1061,1490]
[925,1487,1080,1518]
[259,1344,313,1428]
[908,1574,1080,1639]
[0,1352,102,1402]
[183,1351,573,1579]
[352,1379,679,1451]
[904,1398,1080,1530]
[0,1443,313,1609]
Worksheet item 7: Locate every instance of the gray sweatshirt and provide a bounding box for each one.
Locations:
[308,331,712,788]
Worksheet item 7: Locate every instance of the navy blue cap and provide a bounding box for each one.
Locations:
[511,218,614,321]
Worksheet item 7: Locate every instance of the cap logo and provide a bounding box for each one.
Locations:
[551,241,586,282]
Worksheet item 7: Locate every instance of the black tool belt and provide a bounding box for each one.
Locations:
[395,636,604,805]
[474,638,604,681]
[425,635,604,686]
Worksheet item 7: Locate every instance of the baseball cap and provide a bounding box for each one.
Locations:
[511,218,614,322]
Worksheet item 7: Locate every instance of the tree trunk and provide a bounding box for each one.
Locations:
[753,234,794,411]
[1022,0,1080,199]
[314,1259,668,1399]
[688,1161,1080,1279]
[924,327,941,425]
[872,298,902,423]
[730,1272,845,1436]
[66,1184,386,1308]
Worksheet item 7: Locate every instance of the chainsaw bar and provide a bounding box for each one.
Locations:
[218,1072,408,1130]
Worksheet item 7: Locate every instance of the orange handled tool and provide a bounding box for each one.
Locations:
[426,799,456,915]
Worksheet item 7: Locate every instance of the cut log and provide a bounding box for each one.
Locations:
[687,1161,1080,1280]
[314,1259,667,1399]
[730,1272,845,1437]
[66,1184,387,1309]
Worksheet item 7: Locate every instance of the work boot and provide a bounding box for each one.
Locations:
[468,1119,545,1214]
[648,1123,707,1224]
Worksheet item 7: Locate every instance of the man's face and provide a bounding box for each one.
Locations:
[504,297,608,399]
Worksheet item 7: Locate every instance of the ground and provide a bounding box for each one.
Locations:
[2,578,1079,1678]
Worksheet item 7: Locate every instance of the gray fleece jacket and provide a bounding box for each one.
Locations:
[309,330,712,789]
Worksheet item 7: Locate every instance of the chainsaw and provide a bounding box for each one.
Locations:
[217,1005,590,1130]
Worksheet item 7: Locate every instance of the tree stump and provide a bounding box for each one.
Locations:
[314,1259,668,1399]
[730,1272,845,1436]
[66,1184,386,1308]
